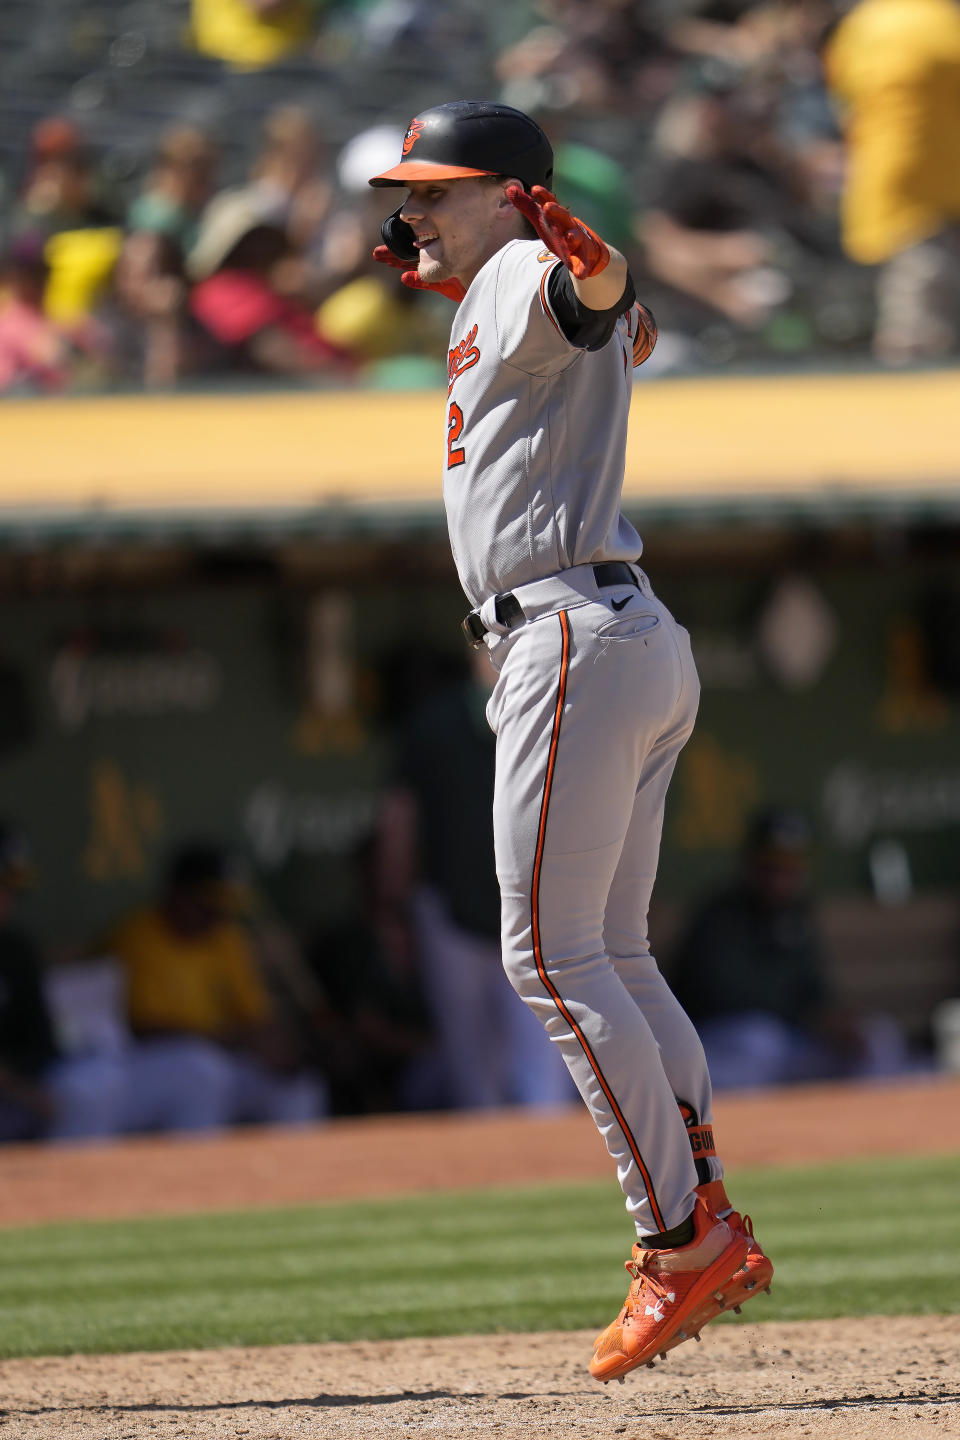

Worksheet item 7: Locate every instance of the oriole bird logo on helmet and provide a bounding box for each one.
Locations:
[402,118,425,155]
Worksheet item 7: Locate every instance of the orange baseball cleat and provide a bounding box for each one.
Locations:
[695,1180,774,1312]
[589,1195,750,1384]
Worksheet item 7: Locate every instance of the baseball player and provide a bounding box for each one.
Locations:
[369,100,773,1383]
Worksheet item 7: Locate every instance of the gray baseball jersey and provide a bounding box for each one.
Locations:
[443,238,645,608]
[431,233,722,1241]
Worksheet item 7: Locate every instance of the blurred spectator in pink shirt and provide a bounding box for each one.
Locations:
[186,189,356,376]
[0,234,109,394]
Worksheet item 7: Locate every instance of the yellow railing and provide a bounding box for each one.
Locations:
[2,369,958,518]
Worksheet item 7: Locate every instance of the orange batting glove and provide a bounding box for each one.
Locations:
[630,302,658,367]
[506,184,610,280]
[372,246,466,303]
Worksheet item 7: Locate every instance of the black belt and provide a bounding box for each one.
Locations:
[462,562,640,647]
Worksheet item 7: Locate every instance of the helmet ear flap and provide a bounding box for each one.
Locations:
[381,207,419,264]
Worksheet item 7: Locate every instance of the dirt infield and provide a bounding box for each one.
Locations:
[1,1077,958,1440]
[2,1318,958,1439]
[1,1075,957,1227]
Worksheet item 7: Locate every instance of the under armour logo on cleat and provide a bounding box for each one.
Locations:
[611,595,632,611]
[643,1293,675,1323]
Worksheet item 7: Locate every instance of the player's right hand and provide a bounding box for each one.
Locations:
[372,246,466,303]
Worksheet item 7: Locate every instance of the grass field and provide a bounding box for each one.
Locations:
[1,1153,957,1361]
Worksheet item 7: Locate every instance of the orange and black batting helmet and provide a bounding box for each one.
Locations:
[369,100,553,192]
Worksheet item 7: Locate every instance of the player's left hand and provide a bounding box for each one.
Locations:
[506,185,610,280]
[631,302,658,367]
[372,246,466,303]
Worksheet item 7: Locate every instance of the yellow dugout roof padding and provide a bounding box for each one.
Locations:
[1,369,959,537]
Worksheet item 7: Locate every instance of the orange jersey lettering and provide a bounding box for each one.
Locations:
[448,323,481,394]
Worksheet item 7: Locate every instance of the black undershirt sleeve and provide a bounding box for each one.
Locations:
[546,264,636,351]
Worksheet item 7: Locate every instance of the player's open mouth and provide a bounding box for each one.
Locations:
[415,233,440,248]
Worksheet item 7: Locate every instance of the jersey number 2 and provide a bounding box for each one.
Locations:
[447,401,465,468]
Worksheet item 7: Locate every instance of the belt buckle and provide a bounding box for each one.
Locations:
[462,611,487,648]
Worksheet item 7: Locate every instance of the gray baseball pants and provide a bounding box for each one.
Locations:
[483,562,716,1237]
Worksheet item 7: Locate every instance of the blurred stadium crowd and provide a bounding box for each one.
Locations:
[2,0,959,393]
